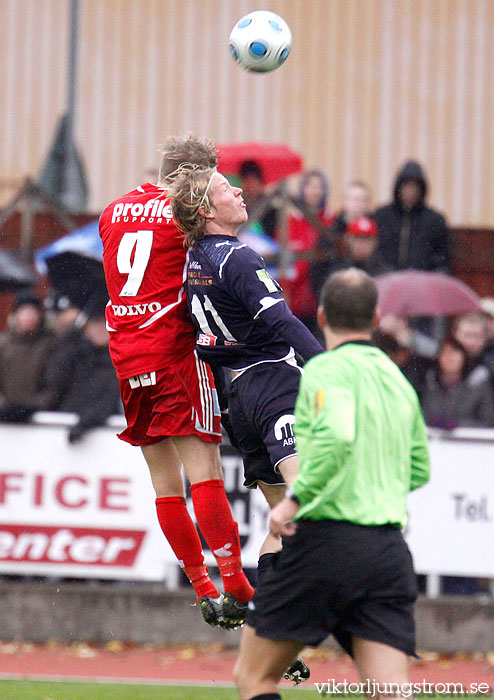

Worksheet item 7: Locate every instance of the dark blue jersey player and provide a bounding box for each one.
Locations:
[168,166,323,551]
[169,165,318,685]
[187,237,321,369]
[188,235,322,503]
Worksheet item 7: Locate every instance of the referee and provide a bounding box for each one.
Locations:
[234,268,430,700]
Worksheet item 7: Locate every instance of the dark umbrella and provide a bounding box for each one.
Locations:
[375,271,482,317]
[44,252,107,309]
[34,220,107,309]
[217,142,303,184]
[0,248,36,292]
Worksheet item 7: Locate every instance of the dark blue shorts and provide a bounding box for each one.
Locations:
[248,519,418,657]
[228,360,302,488]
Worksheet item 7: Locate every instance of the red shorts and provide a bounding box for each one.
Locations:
[118,351,222,446]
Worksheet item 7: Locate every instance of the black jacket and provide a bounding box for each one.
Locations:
[374,161,452,272]
[47,328,121,432]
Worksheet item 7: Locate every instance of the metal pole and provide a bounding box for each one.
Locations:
[66,0,79,138]
[425,574,441,598]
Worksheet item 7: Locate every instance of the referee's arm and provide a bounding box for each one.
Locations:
[410,407,431,491]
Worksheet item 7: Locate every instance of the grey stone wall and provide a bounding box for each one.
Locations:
[1,582,493,653]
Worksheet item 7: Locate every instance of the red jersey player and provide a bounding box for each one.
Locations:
[99,135,253,628]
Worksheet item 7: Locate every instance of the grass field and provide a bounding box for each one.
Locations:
[0,680,325,699]
[0,680,470,699]
[0,680,482,699]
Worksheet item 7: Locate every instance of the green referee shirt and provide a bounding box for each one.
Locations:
[292,341,430,529]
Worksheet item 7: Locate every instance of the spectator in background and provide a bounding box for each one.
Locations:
[421,337,494,429]
[239,160,278,238]
[312,217,389,300]
[45,290,83,338]
[281,169,333,332]
[44,291,86,411]
[375,313,438,400]
[453,311,494,402]
[330,180,372,236]
[0,290,58,421]
[46,298,121,443]
[480,298,494,378]
[379,314,438,359]
[452,312,489,369]
[312,182,373,298]
[374,329,432,400]
[338,217,389,276]
[374,160,451,272]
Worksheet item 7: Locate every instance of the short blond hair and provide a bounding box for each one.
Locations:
[166,165,215,247]
[158,134,218,183]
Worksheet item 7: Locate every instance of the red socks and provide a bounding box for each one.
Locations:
[155,496,219,601]
[155,483,254,604]
[190,479,254,603]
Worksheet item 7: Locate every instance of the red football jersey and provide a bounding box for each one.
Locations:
[99,182,196,379]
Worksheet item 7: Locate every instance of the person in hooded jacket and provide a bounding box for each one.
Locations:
[374,161,452,272]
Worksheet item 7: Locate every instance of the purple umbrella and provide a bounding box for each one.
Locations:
[375,271,482,317]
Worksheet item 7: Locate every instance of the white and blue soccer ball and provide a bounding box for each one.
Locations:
[229,11,292,73]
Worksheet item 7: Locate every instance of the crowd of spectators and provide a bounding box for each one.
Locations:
[0,156,492,443]
[237,157,494,430]
[0,288,122,443]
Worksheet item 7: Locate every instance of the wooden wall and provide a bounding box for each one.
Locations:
[453,229,494,297]
[1,0,493,227]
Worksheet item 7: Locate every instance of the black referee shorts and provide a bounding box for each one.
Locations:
[247,519,418,657]
[228,360,302,488]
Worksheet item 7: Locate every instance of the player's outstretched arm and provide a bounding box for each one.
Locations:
[259,301,323,362]
[223,245,324,361]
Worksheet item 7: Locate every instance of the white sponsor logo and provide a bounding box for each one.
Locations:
[0,528,140,565]
[111,200,173,223]
[128,372,157,389]
[189,261,202,270]
[197,334,217,346]
[212,542,233,558]
[111,302,162,316]
[274,414,296,447]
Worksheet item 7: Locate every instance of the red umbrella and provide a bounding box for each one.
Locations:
[217,142,303,184]
[375,271,482,317]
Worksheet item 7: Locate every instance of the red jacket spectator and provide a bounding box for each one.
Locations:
[283,210,334,319]
[279,170,333,325]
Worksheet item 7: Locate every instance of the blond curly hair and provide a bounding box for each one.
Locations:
[166,165,216,247]
[158,134,218,183]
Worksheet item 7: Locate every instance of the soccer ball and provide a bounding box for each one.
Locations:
[229,10,292,73]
